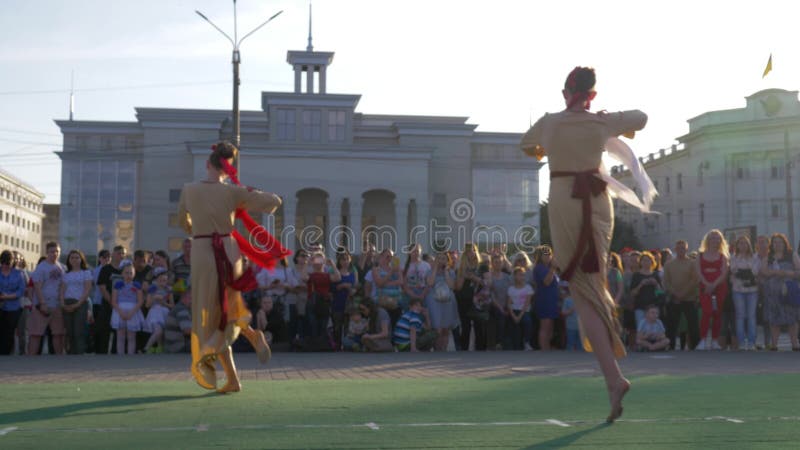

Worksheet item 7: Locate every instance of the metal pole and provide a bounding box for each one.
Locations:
[232,49,241,171]
[785,129,795,246]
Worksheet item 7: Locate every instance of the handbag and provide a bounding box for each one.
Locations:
[433,281,452,303]
[781,280,800,306]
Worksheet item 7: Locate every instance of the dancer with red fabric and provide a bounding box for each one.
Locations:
[177,141,291,393]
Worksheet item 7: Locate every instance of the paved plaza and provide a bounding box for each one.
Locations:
[3,350,799,384]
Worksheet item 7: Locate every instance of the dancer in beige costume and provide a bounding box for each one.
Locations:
[177,142,280,393]
[521,67,647,422]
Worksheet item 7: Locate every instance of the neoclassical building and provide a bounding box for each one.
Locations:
[56,42,541,257]
[613,88,800,249]
[0,168,45,264]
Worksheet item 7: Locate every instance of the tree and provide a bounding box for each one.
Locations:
[611,218,642,252]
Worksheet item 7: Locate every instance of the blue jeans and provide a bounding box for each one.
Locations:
[342,335,362,351]
[565,328,582,351]
[733,291,758,345]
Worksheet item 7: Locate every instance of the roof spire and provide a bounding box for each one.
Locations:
[306,1,313,52]
[69,70,75,121]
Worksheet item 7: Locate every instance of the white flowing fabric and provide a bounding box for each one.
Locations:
[601,137,658,213]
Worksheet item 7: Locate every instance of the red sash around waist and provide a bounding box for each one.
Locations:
[549,169,607,281]
[193,232,258,331]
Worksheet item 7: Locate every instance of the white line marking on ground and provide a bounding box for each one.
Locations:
[5,416,793,435]
[546,419,571,427]
[706,416,744,424]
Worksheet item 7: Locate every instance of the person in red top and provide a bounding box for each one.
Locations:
[306,253,341,339]
[694,229,730,350]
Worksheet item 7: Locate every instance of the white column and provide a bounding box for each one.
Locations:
[414,199,430,253]
[395,196,408,255]
[282,196,297,253]
[306,66,314,94]
[328,196,343,257]
[319,65,327,94]
[294,65,302,93]
[349,195,363,253]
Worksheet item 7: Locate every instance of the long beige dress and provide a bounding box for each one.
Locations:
[521,110,647,358]
[177,181,280,378]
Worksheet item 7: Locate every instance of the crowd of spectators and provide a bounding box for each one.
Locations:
[1,229,799,356]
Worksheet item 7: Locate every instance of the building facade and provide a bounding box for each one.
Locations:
[613,89,800,249]
[0,168,45,264]
[41,204,60,257]
[56,43,541,257]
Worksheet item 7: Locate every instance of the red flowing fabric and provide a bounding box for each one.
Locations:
[549,169,607,281]
[218,157,292,270]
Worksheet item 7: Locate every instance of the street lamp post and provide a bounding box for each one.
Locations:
[196,1,282,172]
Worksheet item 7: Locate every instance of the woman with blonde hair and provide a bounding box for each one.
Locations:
[694,229,729,350]
[425,251,459,351]
[730,235,760,350]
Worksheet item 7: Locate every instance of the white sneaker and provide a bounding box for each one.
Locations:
[524,343,533,351]
[711,341,722,350]
[695,340,706,351]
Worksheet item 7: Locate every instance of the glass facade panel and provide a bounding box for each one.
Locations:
[61,159,138,255]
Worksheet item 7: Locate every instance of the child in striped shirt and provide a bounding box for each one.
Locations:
[393,298,435,352]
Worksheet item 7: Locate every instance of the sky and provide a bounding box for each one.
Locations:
[1,0,799,204]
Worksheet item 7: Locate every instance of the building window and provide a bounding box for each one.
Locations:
[168,237,185,252]
[328,110,346,142]
[125,137,142,151]
[771,199,784,219]
[677,173,683,191]
[697,166,704,186]
[276,109,296,141]
[735,160,750,179]
[665,176,670,194]
[302,110,321,141]
[678,209,684,227]
[699,203,705,224]
[771,159,785,179]
[666,212,671,230]
[169,189,182,203]
[76,135,89,151]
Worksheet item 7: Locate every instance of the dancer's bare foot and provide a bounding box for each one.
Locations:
[216,380,241,394]
[192,360,217,390]
[244,328,271,365]
[606,378,631,424]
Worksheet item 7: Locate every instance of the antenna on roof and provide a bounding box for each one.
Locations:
[69,70,75,121]
[307,0,313,52]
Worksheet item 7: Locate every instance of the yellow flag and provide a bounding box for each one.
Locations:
[763,53,773,78]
